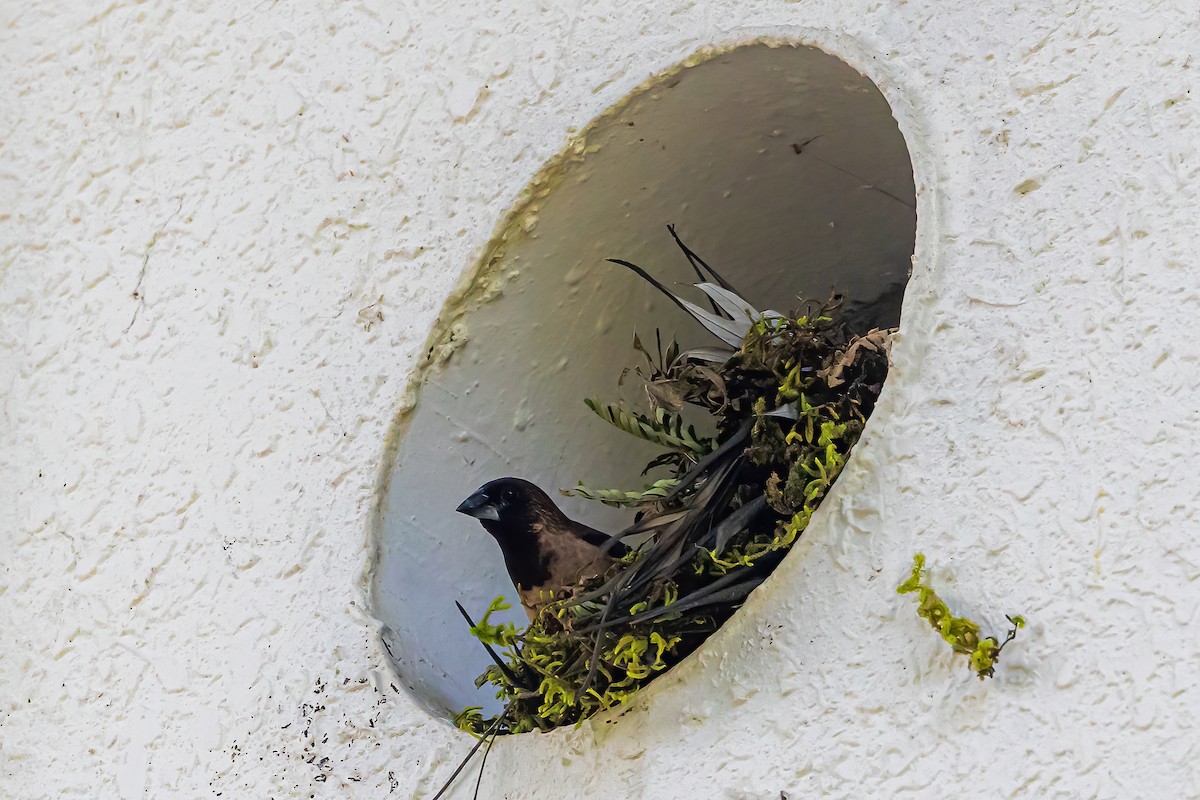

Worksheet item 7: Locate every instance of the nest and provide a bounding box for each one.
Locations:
[453,229,894,738]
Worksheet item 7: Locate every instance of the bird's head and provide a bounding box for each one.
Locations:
[455,477,563,537]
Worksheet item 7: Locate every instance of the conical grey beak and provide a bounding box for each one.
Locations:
[456,491,500,522]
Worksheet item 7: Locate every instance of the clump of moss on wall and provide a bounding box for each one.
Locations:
[897,553,1025,679]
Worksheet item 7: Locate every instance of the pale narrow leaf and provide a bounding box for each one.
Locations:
[693,283,760,326]
[675,346,734,365]
[676,297,748,346]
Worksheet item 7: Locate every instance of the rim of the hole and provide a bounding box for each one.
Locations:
[363,27,936,733]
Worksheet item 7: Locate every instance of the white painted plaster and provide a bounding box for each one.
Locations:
[3,3,1199,799]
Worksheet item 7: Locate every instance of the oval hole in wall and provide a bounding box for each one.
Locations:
[371,41,916,721]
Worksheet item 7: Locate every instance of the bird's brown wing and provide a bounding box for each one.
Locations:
[567,520,630,558]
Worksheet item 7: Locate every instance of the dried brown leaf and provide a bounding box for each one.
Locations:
[820,327,895,388]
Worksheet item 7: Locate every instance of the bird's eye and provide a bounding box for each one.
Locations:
[502,488,516,503]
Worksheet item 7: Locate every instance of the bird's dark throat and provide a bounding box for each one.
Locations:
[481,520,552,589]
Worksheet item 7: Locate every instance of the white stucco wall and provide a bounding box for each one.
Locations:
[3,2,1198,799]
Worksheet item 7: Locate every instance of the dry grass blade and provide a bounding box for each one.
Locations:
[666,223,740,294]
[431,711,508,800]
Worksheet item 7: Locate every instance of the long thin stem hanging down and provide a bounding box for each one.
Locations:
[430,711,508,800]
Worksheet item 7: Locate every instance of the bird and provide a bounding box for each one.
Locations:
[456,477,628,621]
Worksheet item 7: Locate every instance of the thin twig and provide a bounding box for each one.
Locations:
[471,730,498,800]
[813,155,916,209]
[993,615,1024,658]
[430,712,507,800]
[790,139,915,210]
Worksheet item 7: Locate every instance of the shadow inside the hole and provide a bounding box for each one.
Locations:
[372,40,916,722]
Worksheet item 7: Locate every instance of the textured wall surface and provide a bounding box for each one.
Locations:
[3,1,1198,798]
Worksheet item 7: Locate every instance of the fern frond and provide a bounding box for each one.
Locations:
[562,478,679,508]
[584,399,712,455]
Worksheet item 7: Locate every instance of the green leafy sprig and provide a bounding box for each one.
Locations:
[454,593,691,733]
[897,553,1026,679]
[562,478,679,507]
[583,399,713,456]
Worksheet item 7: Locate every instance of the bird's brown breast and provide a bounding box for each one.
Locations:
[517,526,615,620]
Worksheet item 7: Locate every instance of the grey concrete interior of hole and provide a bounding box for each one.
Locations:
[373,42,916,721]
